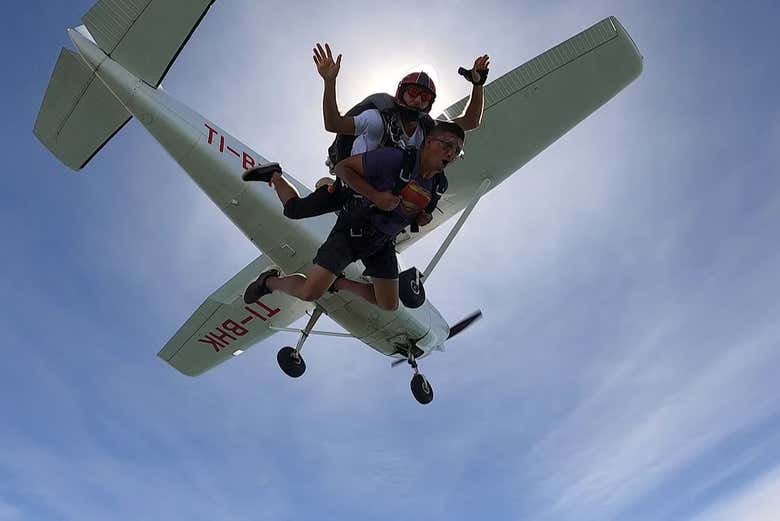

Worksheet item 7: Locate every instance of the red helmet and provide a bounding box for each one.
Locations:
[395,72,437,113]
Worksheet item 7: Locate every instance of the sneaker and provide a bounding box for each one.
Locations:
[242,163,282,183]
[243,269,280,304]
[315,176,335,190]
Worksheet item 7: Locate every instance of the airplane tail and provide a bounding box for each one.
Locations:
[33,0,217,171]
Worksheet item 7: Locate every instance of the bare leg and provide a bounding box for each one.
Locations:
[332,277,378,305]
[372,277,400,311]
[332,277,399,311]
[266,265,336,302]
[270,171,300,206]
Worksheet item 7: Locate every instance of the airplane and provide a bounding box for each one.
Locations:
[34,0,643,404]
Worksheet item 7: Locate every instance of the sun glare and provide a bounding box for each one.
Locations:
[350,61,442,109]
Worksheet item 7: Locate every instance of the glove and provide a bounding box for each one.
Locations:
[458,66,489,86]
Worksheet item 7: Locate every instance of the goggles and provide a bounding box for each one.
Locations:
[404,85,435,104]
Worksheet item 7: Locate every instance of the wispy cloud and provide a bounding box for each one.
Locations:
[691,463,780,521]
[526,317,780,519]
[8,2,780,520]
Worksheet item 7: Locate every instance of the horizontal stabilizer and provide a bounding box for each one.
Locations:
[158,254,312,377]
[82,0,216,87]
[33,47,131,171]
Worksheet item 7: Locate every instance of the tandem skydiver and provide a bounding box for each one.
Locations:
[241,42,489,221]
[243,120,466,311]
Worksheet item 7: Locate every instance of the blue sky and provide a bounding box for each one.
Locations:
[3,0,780,519]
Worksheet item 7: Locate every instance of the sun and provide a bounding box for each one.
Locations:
[344,60,442,110]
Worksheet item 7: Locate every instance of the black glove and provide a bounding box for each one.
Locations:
[458,66,489,86]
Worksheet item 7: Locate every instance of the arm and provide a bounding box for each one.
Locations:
[334,155,400,211]
[451,54,490,131]
[313,43,355,135]
[451,84,484,131]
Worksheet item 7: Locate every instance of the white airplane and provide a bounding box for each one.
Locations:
[34,0,642,404]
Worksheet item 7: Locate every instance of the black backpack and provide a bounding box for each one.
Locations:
[327,93,435,170]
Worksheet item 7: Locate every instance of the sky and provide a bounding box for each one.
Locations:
[2,0,780,519]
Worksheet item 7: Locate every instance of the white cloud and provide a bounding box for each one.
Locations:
[516,218,780,520]
[691,464,780,521]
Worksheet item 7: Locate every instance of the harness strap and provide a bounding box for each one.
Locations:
[391,148,417,195]
[409,172,448,233]
[425,172,448,214]
[347,194,372,238]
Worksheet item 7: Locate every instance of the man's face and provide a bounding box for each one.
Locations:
[401,85,434,111]
[425,131,464,172]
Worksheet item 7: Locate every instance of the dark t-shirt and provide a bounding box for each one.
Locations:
[361,148,433,237]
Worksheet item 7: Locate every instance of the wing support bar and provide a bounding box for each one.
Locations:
[423,177,492,280]
[269,306,352,358]
[268,327,354,338]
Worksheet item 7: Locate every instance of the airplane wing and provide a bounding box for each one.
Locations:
[158,254,313,376]
[81,0,216,87]
[396,16,642,251]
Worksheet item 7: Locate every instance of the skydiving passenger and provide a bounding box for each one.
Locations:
[243,121,466,311]
[241,43,489,220]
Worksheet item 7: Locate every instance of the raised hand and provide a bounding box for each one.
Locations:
[313,42,341,81]
[470,54,490,84]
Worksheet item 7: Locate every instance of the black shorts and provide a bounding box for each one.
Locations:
[313,214,398,279]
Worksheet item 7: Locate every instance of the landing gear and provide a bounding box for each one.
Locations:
[276,306,323,378]
[404,349,433,405]
[399,267,425,309]
[410,373,433,404]
[277,346,305,378]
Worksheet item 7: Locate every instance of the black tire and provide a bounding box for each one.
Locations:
[399,268,425,309]
[410,374,434,404]
[277,346,306,378]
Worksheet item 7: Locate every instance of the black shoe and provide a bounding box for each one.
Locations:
[242,162,282,183]
[243,269,280,304]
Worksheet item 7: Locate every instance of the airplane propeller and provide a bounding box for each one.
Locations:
[447,310,483,339]
[391,310,483,367]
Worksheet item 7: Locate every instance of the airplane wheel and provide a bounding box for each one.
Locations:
[410,374,434,404]
[277,346,305,378]
[399,268,425,309]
